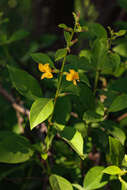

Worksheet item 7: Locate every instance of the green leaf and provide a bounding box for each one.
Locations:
[53,96,71,125]
[58,24,71,30]
[8,29,29,43]
[30,98,54,130]
[60,127,85,159]
[109,94,127,112]
[121,179,127,190]
[55,48,67,61]
[92,38,108,70]
[31,53,55,68]
[83,110,104,124]
[115,30,126,37]
[64,31,71,46]
[81,22,107,39]
[108,136,124,166]
[74,122,87,138]
[8,65,42,100]
[0,131,33,163]
[101,52,121,75]
[109,77,127,94]
[83,166,108,190]
[78,83,95,110]
[72,184,85,190]
[78,71,91,87]
[101,120,126,145]
[49,174,73,190]
[103,166,123,175]
[79,49,92,62]
[113,41,127,57]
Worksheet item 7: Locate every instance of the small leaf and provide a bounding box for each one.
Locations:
[113,41,127,57]
[64,31,71,46]
[0,131,33,163]
[72,184,85,190]
[8,29,29,43]
[115,30,126,37]
[83,110,104,124]
[30,98,54,130]
[49,174,73,190]
[58,24,68,30]
[60,127,85,159]
[108,136,124,166]
[83,166,108,190]
[8,65,42,100]
[31,53,55,68]
[101,120,126,145]
[55,48,67,61]
[103,166,123,175]
[109,94,127,112]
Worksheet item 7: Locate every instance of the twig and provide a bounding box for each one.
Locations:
[0,84,30,118]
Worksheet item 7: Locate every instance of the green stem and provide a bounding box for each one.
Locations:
[94,70,99,95]
[48,27,76,125]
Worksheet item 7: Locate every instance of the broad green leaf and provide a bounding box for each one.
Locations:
[109,94,127,112]
[83,166,108,190]
[8,29,29,43]
[53,96,71,125]
[78,71,91,87]
[0,131,33,163]
[92,38,108,70]
[31,53,55,68]
[49,174,73,190]
[78,57,94,71]
[78,83,95,110]
[101,120,126,145]
[101,52,121,75]
[65,55,93,72]
[109,77,127,94]
[8,65,42,100]
[83,110,104,124]
[30,98,54,130]
[91,128,108,150]
[103,166,123,175]
[72,184,85,190]
[55,48,67,61]
[74,122,87,138]
[121,179,127,190]
[81,22,107,39]
[108,136,124,166]
[64,55,79,71]
[95,101,104,116]
[113,41,127,57]
[79,49,92,63]
[60,127,85,159]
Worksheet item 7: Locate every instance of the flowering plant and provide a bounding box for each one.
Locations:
[1,10,127,190]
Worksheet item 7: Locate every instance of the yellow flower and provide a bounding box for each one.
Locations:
[66,69,79,85]
[38,63,53,79]
[41,72,53,79]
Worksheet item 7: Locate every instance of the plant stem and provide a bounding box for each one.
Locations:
[48,28,75,125]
